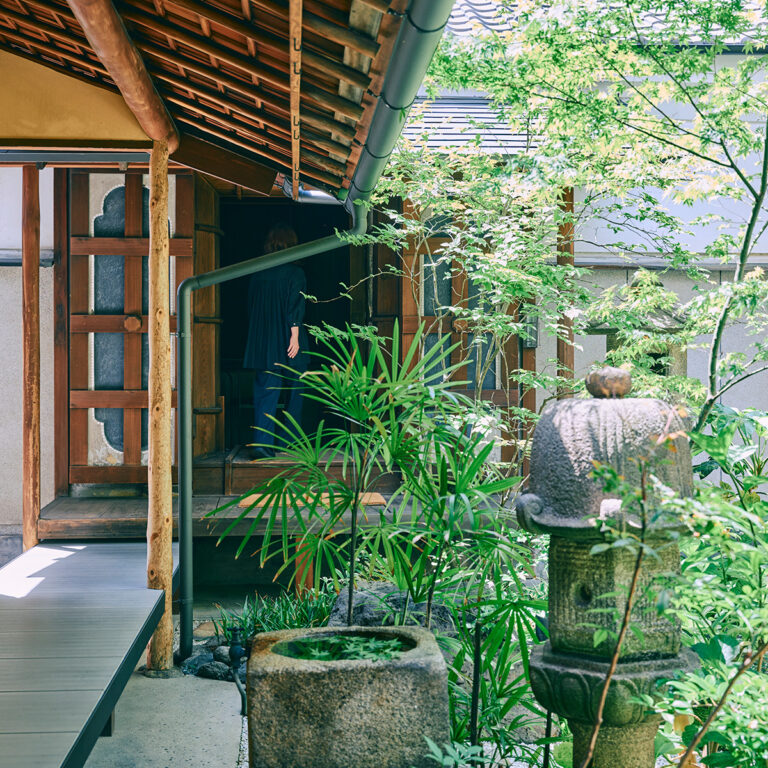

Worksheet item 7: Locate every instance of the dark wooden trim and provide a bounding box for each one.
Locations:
[69,173,90,468]
[123,174,144,468]
[22,164,41,551]
[70,390,179,408]
[171,133,276,194]
[70,314,178,333]
[68,465,179,484]
[69,236,193,256]
[53,168,69,498]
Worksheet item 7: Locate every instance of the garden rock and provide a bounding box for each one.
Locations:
[213,645,230,664]
[180,651,214,676]
[197,661,232,681]
[328,581,456,635]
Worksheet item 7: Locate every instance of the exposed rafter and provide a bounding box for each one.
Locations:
[0,0,395,194]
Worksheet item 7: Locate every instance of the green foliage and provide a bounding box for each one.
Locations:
[644,408,768,767]
[208,323,469,599]
[274,634,407,662]
[212,584,335,643]
[212,324,547,764]
[419,738,491,768]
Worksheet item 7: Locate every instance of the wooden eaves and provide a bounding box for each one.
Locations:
[0,0,408,194]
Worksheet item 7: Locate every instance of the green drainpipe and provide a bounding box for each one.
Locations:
[176,0,455,660]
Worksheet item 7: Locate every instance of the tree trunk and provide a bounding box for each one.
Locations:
[556,186,575,398]
[147,140,174,669]
[22,164,40,552]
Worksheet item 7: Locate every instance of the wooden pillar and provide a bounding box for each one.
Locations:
[53,169,69,498]
[556,187,575,398]
[22,165,41,551]
[147,140,174,669]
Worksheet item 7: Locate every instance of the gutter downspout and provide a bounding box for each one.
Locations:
[176,0,455,660]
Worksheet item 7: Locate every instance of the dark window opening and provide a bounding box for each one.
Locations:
[219,199,353,449]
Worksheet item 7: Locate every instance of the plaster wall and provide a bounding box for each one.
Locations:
[0,167,55,527]
[535,268,768,413]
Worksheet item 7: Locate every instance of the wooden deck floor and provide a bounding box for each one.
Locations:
[0,541,179,768]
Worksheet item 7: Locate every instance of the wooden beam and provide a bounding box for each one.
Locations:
[171,132,276,193]
[146,139,174,670]
[155,76,351,157]
[69,390,179,408]
[174,119,342,188]
[358,0,389,10]
[249,0,379,58]
[69,236,193,256]
[65,0,179,152]
[165,91,347,175]
[556,187,575,398]
[289,0,302,200]
[22,165,40,551]
[160,0,370,90]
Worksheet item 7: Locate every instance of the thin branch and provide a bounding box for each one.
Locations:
[676,641,768,768]
[532,82,733,171]
[707,364,768,402]
[696,116,768,431]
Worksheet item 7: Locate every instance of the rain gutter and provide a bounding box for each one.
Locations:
[177,0,455,660]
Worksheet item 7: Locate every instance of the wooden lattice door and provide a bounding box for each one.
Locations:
[68,170,193,485]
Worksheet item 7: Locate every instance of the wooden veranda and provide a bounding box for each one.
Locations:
[1,0,457,698]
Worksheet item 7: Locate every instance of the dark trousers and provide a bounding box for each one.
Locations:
[252,367,304,449]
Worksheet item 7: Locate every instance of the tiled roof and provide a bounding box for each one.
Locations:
[402,97,528,153]
[446,1,511,36]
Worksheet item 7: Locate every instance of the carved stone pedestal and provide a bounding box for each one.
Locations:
[517,370,695,768]
[529,643,697,768]
[571,720,661,768]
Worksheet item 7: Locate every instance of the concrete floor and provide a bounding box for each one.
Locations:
[84,669,243,768]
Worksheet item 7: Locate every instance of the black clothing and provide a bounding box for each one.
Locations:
[243,264,308,371]
[251,366,306,450]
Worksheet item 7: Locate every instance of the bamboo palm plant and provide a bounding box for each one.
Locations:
[209,323,473,626]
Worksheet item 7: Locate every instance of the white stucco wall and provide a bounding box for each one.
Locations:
[535,268,768,414]
[0,167,55,526]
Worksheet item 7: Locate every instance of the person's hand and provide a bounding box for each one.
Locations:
[287,326,300,359]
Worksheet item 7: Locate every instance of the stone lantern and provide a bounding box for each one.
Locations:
[517,368,695,768]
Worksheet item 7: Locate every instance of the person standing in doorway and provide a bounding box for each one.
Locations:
[243,224,308,458]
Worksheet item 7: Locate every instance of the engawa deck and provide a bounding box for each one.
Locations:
[0,541,179,768]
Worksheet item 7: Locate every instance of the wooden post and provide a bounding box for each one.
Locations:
[22,165,41,552]
[556,187,575,398]
[289,0,303,199]
[147,140,174,670]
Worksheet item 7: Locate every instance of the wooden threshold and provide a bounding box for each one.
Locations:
[38,493,393,541]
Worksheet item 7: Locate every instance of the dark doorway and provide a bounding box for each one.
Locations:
[219,198,352,447]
